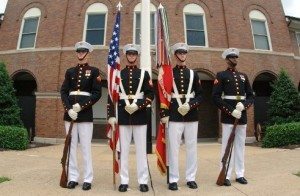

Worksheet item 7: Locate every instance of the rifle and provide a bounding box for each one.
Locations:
[60,121,74,188]
[216,119,238,186]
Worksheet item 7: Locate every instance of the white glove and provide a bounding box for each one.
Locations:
[108,117,117,130]
[125,103,139,115]
[178,103,190,116]
[232,109,242,119]
[161,116,169,124]
[236,102,245,112]
[68,109,78,120]
[72,103,81,112]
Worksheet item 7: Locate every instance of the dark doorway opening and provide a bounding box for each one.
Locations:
[197,72,218,138]
[253,72,276,128]
[12,71,37,141]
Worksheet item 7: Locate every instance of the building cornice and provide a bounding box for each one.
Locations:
[35,92,60,99]
[1,46,295,58]
[0,46,109,55]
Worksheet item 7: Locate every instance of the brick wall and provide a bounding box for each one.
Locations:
[0,0,299,140]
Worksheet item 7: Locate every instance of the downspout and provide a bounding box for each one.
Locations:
[221,0,230,47]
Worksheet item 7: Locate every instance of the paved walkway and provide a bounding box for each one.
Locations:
[0,142,299,196]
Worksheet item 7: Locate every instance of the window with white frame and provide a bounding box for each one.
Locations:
[249,10,271,50]
[18,8,41,49]
[296,32,300,47]
[184,4,208,47]
[84,3,107,45]
[133,3,156,45]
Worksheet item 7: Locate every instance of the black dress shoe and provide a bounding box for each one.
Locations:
[82,182,92,190]
[67,181,78,189]
[224,179,231,186]
[118,184,128,192]
[139,184,149,192]
[236,177,248,184]
[168,182,178,191]
[187,181,198,189]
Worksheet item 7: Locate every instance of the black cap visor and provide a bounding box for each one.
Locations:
[175,49,187,54]
[126,50,138,55]
[76,48,89,53]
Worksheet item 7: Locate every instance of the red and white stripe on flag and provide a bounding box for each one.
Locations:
[106,11,121,174]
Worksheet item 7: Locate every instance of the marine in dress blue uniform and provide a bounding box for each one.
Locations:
[107,44,154,192]
[160,43,203,191]
[61,41,101,191]
[212,48,254,186]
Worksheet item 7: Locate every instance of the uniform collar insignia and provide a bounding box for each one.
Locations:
[126,65,137,69]
[176,65,186,69]
[78,63,88,67]
[227,67,236,72]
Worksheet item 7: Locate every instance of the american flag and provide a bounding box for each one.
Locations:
[107,10,121,174]
[107,11,121,102]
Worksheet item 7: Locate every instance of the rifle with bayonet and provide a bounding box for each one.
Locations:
[216,119,238,186]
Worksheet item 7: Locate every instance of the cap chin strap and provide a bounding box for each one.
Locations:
[126,56,137,64]
[228,58,237,67]
[78,52,88,61]
[175,53,186,63]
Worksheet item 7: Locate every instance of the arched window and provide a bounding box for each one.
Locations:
[84,3,108,45]
[249,10,272,50]
[183,4,208,47]
[133,3,156,45]
[18,8,41,49]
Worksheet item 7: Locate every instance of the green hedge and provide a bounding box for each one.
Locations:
[262,122,300,148]
[0,126,28,150]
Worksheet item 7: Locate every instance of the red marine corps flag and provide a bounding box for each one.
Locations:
[155,4,173,176]
[106,4,121,179]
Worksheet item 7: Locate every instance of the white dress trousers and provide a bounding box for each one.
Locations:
[221,123,247,179]
[65,121,93,183]
[119,125,149,185]
[168,121,198,183]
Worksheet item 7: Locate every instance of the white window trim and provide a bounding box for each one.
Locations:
[133,3,156,46]
[17,8,41,50]
[296,32,300,47]
[83,3,108,46]
[249,10,272,51]
[183,4,208,47]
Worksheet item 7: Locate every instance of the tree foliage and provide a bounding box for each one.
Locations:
[268,69,300,125]
[0,62,22,126]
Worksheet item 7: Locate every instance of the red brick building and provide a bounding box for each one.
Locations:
[0,0,299,143]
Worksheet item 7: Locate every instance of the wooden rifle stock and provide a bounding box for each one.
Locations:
[60,121,74,188]
[216,119,238,186]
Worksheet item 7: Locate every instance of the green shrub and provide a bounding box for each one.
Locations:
[262,122,300,148]
[267,69,300,125]
[0,126,28,150]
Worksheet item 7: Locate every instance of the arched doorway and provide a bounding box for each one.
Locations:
[92,74,108,139]
[12,71,37,141]
[197,71,219,138]
[253,71,277,127]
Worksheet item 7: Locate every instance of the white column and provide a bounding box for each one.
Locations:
[140,0,152,78]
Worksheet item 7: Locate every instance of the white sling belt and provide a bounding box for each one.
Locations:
[222,95,246,100]
[69,91,91,96]
[119,69,145,106]
[172,70,194,106]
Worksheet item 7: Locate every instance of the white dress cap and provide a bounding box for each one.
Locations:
[222,48,239,59]
[171,42,189,54]
[123,44,140,55]
[75,41,93,52]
